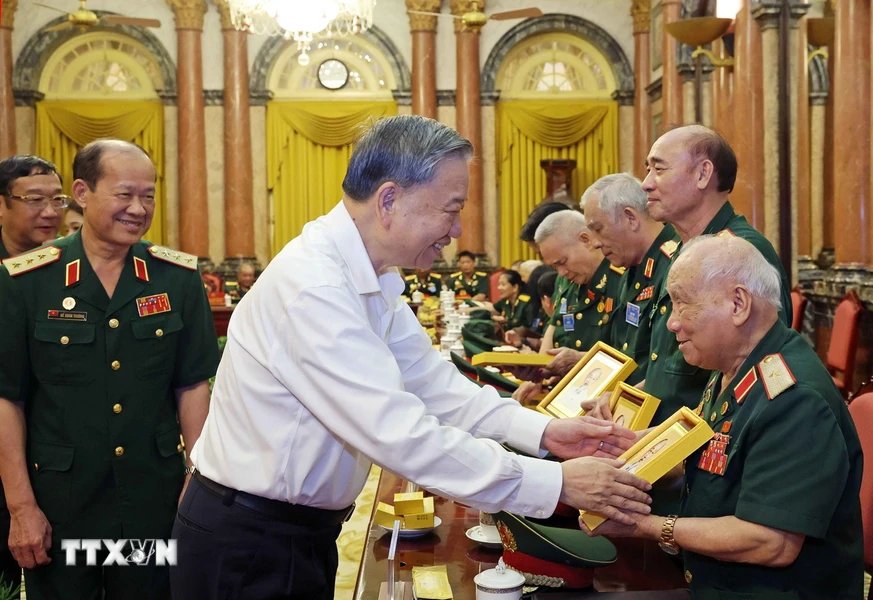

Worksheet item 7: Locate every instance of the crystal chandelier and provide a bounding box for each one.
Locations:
[226,0,376,65]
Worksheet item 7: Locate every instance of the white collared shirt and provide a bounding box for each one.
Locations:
[192,202,561,517]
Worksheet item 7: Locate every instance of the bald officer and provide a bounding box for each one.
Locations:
[0,140,219,600]
[586,235,863,600]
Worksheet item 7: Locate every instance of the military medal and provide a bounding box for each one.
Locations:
[698,433,730,476]
[136,293,172,317]
[635,285,654,301]
[720,401,729,415]
[605,297,613,313]
[62,296,76,310]
[597,300,605,313]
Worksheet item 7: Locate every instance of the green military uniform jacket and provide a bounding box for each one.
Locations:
[0,232,220,540]
[645,202,793,424]
[494,293,534,330]
[550,259,623,351]
[608,225,679,385]
[403,271,443,298]
[448,270,489,298]
[0,228,9,260]
[681,321,863,600]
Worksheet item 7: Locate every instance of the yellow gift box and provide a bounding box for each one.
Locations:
[394,491,427,515]
[607,382,661,431]
[581,407,715,530]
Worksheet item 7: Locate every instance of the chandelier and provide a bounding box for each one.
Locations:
[226,0,376,65]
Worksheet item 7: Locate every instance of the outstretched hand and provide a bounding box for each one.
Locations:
[542,415,637,460]
[559,457,652,526]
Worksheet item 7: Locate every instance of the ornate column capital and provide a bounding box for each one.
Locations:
[1,0,19,28]
[751,1,810,30]
[167,0,208,30]
[630,0,650,34]
[214,0,234,30]
[406,0,441,32]
[450,0,485,33]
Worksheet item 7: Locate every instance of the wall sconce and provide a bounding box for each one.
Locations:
[806,17,834,63]
[665,17,735,68]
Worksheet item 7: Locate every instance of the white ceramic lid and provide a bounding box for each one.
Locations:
[473,559,525,589]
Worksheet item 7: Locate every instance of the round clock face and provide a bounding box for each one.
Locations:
[317,59,350,90]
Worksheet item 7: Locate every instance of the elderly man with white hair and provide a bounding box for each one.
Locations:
[582,172,679,384]
[585,234,864,600]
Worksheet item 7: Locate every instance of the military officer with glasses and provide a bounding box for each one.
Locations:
[0,155,64,600]
[0,155,65,260]
[0,140,219,600]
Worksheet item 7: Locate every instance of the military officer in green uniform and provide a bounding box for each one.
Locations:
[585,236,863,600]
[493,269,534,330]
[402,268,443,298]
[535,210,623,371]
[0,155,64,594]
[448,250,489,300]
[581,172,679,385]
[0,140,220,599]
[634,125,791,425]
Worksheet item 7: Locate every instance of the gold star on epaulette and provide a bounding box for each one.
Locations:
[147,245,198,270]
[2,245,61,276]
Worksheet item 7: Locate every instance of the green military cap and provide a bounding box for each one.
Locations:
[476,366,519,394]
[493,511,616,589]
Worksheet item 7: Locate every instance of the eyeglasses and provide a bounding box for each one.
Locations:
[7,194,72,211]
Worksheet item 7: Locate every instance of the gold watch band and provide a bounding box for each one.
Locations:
[659,514,680,554]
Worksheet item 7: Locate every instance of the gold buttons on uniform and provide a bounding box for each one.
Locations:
[651,352,658,361]
[109,318,119,329]
[155,328,164,338]
[635,282,641,289]
[114,446,125,457]
[584,298,591,305]
[34,463,39,471]
[60,335,70,345]
[622,342,628,350]
[660,305,667,315]
[112,403,122,414]
[575,340,582,348]
[111,360,121,371]
[575,313,582,319]
[684,570,693,583]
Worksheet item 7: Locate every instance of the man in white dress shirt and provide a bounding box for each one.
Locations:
[170,115,652,599]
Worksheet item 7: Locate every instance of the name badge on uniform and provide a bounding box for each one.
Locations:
[531,317,541,330]
[562,313,576,332]
[559,297,568,314]
[625,302,641,327]
[47,309,87,322]
[136,293,172,317]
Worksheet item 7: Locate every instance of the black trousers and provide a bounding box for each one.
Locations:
[170,475,343,600]
[0,509,21,593]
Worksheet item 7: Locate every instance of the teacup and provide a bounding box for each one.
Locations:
[478,511,500,542]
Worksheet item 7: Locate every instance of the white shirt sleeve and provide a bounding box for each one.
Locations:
[269,284,561,518]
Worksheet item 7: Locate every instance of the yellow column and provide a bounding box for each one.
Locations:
[0,0,19,157]
[406,0,440,119]
[631,0,651,180]
[450,0,484,255]
[661,0,684,126]
[168,0,210,258]
[217,1,255,260]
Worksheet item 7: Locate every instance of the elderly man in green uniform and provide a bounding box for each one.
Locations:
[586,235,863,600]
[448,250,489,300]
[535,210,623,369]
[0,155,64,594]
[582,172,678,385]
[0,140,219,600]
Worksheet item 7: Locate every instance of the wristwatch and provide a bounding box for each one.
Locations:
[658,515,680,555]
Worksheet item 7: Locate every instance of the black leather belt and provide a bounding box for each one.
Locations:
[193,471,354,527]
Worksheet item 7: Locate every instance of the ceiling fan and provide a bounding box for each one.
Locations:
[408,1,543,29]
[34,0,161,33]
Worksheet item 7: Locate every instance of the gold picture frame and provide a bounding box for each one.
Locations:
[471,352,553,368]
[536,342,637,419]
[608,383,661,431]
[581,407,715,530]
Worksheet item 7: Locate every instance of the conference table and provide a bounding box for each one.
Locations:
[354,472,689,599]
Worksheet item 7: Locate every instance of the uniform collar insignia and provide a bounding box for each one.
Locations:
[65,259,81,287]
[733,367,758,404]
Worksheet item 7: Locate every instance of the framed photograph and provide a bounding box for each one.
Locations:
[536,342,637,419]
[581,407,715,530]
[607,383,661,431]
[651,1,664,71]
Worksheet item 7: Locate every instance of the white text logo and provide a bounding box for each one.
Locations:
[61,539,177,566]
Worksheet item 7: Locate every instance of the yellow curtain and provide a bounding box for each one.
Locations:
[496,99,618,266]
[35,100,166,244]
[267,100,397,256]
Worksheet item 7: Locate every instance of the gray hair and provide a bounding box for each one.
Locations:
[673,235,782,310]
[342,115,473,201]
[534,210,587,245]
[580,172,648,222]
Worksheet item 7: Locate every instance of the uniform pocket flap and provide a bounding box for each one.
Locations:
[34,321,95,345]
[30,442,75,472]
[131,313,183,340]
[155,426,183,458]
